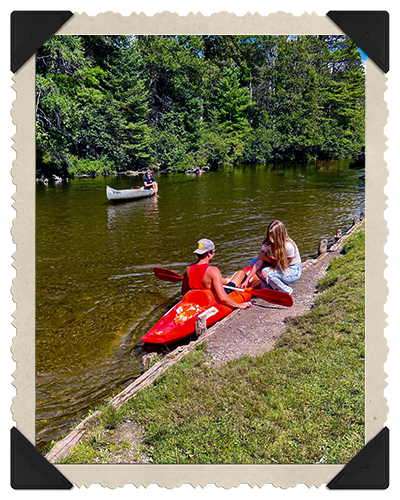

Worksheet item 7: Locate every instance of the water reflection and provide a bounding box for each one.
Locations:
[107,194,160,233]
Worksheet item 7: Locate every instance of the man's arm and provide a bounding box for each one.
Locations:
[181,267,190,295]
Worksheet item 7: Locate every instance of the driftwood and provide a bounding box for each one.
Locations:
[303,212,365,270]
[195,315,207,337]
[141,352,159,371]
[185,168,207,174]
[45,410,102,463]
[318,239,328,255]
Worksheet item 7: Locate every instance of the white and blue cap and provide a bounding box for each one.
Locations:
[193,238,215,254]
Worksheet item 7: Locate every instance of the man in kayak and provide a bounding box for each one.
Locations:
[181,238,252,309]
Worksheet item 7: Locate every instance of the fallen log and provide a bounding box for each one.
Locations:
[45,308,241,463]
[45,410,102,463]
[302,213,365,269]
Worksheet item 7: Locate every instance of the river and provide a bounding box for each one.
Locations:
[35,160,365,451]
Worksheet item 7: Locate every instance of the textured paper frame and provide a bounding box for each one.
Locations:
[11,11,388,488]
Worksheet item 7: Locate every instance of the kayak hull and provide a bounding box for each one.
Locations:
[141,266,258,345]
[106,185,155,202]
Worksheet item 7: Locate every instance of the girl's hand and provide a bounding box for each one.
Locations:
[242,277,250,289]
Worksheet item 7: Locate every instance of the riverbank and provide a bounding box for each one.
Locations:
[49,217,365,465]
[36,165,212,183]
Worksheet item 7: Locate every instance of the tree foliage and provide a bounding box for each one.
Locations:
[36,35,365,176]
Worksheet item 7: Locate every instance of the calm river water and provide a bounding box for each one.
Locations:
[36,161,365,451]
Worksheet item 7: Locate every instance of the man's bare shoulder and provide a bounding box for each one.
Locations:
[207,265,222,278]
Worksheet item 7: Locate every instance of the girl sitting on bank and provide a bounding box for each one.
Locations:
[242,220,302,295]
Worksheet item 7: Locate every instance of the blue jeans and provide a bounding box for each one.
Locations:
[250,258,302,295]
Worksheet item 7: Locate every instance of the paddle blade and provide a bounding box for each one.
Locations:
[153,267,183,282]
[250,288,293,307]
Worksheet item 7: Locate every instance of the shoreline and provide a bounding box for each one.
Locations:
[45,213,365,463]
[36,158,365,183]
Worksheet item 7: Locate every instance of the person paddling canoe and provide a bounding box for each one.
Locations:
[143,170,158,192]
[242,220,301,295]
[181,238,252,310]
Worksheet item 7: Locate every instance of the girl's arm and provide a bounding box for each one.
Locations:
[258,250,275,264]
[242,258,264,288]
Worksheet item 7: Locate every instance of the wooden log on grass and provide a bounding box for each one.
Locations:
[45,309,241,463]
[195,315,207,338]
[318,239,328,255]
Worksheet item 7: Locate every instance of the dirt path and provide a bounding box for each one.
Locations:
[204,251,340,364]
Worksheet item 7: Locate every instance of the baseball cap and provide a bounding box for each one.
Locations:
[193,238,215,254]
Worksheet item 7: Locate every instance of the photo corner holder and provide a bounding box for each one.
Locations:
[327,10,389,72]
[327,427,389,489]
[10,10,73,73]
[11,427,73,490]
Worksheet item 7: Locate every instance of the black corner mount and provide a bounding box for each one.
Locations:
[11,427,73,489]
[327,11,389,73]
[327,427,389,489]
[11,10,73,73]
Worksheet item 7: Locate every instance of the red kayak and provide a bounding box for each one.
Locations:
[141,266,259,344]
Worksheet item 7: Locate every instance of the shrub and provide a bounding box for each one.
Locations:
[67,155,117,176]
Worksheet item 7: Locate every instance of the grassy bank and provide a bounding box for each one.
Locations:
[58,228,365,465]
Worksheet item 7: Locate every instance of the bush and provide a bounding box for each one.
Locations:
[67,155,117,176]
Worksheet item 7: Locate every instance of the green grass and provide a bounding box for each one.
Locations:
[60,228,365,464]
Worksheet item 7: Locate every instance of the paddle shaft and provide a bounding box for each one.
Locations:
[224,285,292,306]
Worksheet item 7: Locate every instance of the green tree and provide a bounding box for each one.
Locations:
[200,63,251,165]
[36,35,365,175]
[136,35,204,170]
[36,35,151,176]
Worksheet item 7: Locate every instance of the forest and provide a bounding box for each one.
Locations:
[36,35,365,177]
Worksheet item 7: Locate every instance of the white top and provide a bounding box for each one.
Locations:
[261,239,301,267]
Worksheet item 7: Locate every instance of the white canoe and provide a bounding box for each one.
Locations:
[106,185,156,202]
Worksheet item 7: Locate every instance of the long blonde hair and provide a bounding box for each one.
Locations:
[263,220,291,271]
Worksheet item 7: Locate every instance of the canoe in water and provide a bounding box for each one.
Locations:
[141,266,259,345]
[106,185,155,202]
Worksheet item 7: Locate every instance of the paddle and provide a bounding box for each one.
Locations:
[154,267,184,282]
[222,285,293,307]
[153,267,293,307]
